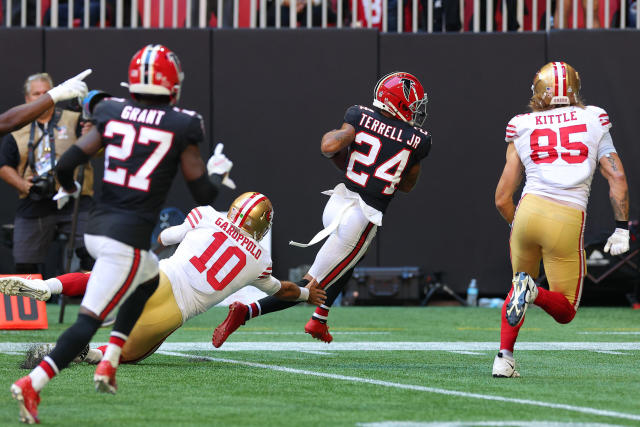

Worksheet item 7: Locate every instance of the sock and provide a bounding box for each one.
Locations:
[42,313,102,388]
[28,356,59,391]
[245,302,262,321]
[312,305,330,323]
[110,275,159,337]
[102,332,128,368]
[50,272,91,297]
[309,268,354,323]
[534,287,576,324]
[499,288,524,353]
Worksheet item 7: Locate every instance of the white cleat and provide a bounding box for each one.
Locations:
[492,352,520,378]
[0,277,51,301]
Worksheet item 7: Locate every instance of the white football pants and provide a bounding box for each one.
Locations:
[307,190,378,289]
[82,234,159,320]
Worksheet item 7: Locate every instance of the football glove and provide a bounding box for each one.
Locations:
[207,143,236,189]
[604,228,630,256]
[47,69,92,103]
[53,182,81,210]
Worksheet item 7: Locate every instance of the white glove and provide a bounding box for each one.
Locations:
[53,182,81,210]
[47,69,92,103]
[604,228,630,256]
[207,143,236,189]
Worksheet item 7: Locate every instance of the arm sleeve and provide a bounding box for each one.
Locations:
[597,131,617,160]
[250,274,282,295]
[0,135,20,169]
[159,221,192,246]
[90,100,110,134]
[505,117,518,143]
[414,128,432,161]
[185,114,205,149]
[343,105,362,127]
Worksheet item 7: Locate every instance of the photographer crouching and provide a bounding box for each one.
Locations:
[0,73,94,274]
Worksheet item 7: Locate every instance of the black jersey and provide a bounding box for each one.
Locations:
[341,105,431,213]
[90,98,204,249]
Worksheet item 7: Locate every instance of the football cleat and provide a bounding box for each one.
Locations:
[94,360,118,394]
[212,301,248,348]
[492,352,520,378]
[0,277,51,301]
[10,376,41,424]
[72,344,91,364]
[304,318,333,343]
[505,272,538,327]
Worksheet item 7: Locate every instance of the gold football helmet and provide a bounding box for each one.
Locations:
[531,62,581,109]
[227,192,273,241]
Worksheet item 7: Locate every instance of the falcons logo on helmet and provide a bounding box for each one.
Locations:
[401,78,416,101]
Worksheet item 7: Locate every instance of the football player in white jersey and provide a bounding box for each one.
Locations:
[1,192,325,366]
[492,62,630,378]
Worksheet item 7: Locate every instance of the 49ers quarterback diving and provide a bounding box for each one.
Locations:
[2,193,325,368]
[212,71,432,347]
[492,62,630,378]
[9,44,236,424]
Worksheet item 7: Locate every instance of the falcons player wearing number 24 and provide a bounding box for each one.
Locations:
[492,62,630,378]
[213,72,432,347]
[9,44,235,425]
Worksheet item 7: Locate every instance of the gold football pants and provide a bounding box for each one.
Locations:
[510,194,586,307]
[121,271,183,363]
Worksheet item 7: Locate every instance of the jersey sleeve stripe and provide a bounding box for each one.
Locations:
[194,207,203,219]
[186,215,195,228]
[190,212,199,225]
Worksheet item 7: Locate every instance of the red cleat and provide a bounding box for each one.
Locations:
[94,360,118,394]
[305,318,333,343]
[212,301,248,348]
[10,376,40,424]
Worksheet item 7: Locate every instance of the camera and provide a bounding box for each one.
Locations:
[29,173,56,201]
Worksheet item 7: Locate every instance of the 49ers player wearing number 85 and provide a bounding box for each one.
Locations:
[492,62,630,378]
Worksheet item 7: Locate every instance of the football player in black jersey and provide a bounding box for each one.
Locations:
[212,72,431,347]
[10,45,234,424]
[0,69,91,136]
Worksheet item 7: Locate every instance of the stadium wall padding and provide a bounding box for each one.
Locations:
[0,28,638,295]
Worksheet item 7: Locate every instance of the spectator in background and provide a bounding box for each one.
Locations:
[267,0,337,27]
[0,73,95,274]
[554,0,601,28]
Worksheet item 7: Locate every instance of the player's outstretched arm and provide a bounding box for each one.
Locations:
[600,153,629,222]
[0,69,91,136]
[274,279,326,306]
[600,153,630,256]
[495,142,524,225]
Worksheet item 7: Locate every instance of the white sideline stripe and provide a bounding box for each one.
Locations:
[578,332,640,335]
[234,331,392,335]
[357,422,624,427]
[594,350,626,355]
[447,351,485,355]
[300,350,335,355]
[1,342,640,352]
[157,350,640,422]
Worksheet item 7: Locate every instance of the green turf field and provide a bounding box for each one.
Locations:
[1,304,639,426]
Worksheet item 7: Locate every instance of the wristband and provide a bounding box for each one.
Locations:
[615,220,629,230]
[296,287,310,301]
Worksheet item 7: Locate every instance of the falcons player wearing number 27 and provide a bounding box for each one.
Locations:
[10,44,235,424]
[492,62,630,378]
[213,72,431,347]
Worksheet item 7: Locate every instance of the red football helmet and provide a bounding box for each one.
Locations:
[372,72,428,127]
[127,44,184,105]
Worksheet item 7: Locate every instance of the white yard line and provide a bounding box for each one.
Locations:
[578,332,640,335]
[157,350,640,423]
[1,341,640,352]
[358,422,624,427]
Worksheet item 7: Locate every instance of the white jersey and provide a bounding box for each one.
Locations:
[506,105,616,209]
[158,206,281,322]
